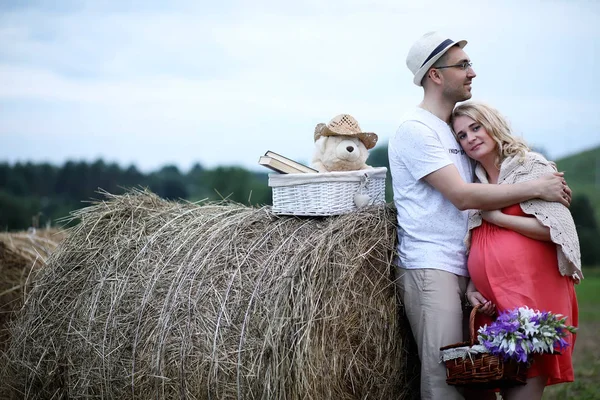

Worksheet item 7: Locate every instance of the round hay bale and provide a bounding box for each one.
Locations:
[0,228,66,352]
[2,190,417,399]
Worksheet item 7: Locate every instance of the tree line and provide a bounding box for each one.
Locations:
[1,146,598,266]
[0,160,272,231]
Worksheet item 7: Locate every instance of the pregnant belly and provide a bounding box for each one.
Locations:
[468,223,558,291]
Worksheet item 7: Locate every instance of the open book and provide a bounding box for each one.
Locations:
[258,151,318,174]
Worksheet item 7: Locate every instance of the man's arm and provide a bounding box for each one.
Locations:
[424,164,570,210]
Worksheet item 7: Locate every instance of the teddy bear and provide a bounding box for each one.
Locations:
[310,114,378,173]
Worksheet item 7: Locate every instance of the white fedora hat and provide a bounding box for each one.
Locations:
[406,31,467,87]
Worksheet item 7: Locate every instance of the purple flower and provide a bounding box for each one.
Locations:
[476,307,576,363]
[556,337,569,351]
[540,311,550,320]
[516,347,528,363]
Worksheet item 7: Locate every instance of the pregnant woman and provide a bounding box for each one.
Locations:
[450,102,582,400]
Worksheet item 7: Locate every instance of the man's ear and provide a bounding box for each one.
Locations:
[427,68,443,85]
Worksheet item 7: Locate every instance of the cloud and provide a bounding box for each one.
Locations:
[1,0,599,172]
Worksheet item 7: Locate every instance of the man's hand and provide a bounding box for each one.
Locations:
[466,291,495,316]
[535,172,572,206]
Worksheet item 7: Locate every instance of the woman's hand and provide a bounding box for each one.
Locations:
[481,210,504,225]
[466,291,495,316]
[482,208,552,241]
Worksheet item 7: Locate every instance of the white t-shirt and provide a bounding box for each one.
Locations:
[388,108,474,276]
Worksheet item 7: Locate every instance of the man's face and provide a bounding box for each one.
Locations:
[436,46,477,102]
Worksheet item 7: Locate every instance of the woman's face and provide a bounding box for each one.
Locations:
[452,115,496,162]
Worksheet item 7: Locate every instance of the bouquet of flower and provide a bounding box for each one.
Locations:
[477,306,577,363]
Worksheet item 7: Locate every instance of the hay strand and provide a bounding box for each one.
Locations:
[2,189,417,399]
[0,228,66,352]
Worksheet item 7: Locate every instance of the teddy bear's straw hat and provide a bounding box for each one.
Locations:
[314,114,378,149]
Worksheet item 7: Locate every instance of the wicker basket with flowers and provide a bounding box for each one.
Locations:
[440,304,577,389]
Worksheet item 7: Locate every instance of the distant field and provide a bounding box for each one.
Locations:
[556,147,600,188]
[570,184,600,223]
[556,146,600,222]
[543,268,600,400]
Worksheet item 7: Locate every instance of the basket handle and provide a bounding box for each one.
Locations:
[468,304,482,346]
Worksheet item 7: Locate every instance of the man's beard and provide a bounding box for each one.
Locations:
[444,83,472,103]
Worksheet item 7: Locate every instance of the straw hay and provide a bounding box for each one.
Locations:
[0,228,66,353]
[2,190,418,399]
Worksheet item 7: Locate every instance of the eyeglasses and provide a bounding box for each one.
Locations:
[434,61,473,71]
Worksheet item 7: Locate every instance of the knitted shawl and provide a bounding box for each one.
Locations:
[465,151,583,281]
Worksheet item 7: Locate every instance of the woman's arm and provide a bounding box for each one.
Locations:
[482,210,551,241]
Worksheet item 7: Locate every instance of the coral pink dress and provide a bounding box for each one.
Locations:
[468,203,578,385]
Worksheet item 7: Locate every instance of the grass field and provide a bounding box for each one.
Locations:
[543,268,600,400]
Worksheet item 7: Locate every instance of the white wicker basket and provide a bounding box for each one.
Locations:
[268,167,388,216]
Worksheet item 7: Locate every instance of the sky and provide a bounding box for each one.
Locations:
[1,0,599,173]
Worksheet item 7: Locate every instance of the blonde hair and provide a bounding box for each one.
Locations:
[450,102,530,165]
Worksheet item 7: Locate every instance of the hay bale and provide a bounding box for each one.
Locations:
[0,228,66,352]
[2,190,418,399]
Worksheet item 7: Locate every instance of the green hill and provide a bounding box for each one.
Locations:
[556,146,600,221]
[556,146,600,186]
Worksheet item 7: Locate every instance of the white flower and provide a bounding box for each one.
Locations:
[531,337,548,353]
[522,320,539,336]
[477,307,576,362]
[518,306,536,320]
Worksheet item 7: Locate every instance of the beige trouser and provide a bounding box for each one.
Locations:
[396,268,468,400]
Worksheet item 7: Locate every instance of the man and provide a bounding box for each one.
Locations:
[388,32,571,400]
